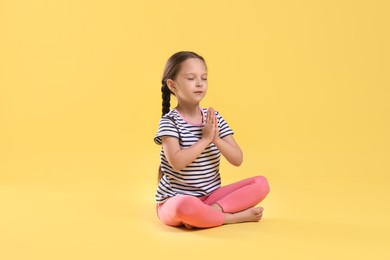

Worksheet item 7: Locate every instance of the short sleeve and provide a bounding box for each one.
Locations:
[216,111,234,138]
[154,116,179,145]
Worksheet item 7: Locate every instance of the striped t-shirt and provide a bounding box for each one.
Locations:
[154,108,234,204]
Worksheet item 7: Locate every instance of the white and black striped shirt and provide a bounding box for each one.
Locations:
[154,108,234,204]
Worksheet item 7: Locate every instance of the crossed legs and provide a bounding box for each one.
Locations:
[157,176,270,228]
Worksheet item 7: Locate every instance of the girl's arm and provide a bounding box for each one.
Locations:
[161,108,217,172]
[209,107,243,166]
[208,108,243,166]
[161,137,210,171]
[213,135,243,166]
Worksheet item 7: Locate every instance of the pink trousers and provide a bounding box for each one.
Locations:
[157,175,270,228]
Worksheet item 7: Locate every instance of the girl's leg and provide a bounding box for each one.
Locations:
[203,175,270,213]
[157,195,224,228]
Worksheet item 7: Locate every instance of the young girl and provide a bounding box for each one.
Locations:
[154,51,270,229]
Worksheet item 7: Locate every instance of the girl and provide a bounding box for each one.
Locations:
[154,51,270,229]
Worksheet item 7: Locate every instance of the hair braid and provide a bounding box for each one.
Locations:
[161,81,171,117]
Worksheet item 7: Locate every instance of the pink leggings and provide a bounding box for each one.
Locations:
[157,175,270,228]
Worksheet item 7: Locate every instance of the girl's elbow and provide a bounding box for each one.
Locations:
[237,153,244,166]
[170,161,184,172]
[232,156,243,167]
[166,156,184,171]
[172,166,183,172]
[234,160,243,167]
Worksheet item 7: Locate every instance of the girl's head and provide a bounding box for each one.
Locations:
[161,51,207,117]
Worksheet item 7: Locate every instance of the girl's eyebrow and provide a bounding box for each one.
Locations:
[184,73,208,76]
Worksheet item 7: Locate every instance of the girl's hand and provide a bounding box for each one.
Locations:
[210,107,220,143]
[202,107,216,143]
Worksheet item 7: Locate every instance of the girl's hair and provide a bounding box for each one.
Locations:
[160,51,206,117]
[158,51,206,183]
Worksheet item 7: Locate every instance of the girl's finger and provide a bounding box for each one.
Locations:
[209,107,213,124]
[214,112,218,132]
[210,108,214,125]
[210,108,215,124]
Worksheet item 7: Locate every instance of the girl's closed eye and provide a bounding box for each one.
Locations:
[186,77,207,81]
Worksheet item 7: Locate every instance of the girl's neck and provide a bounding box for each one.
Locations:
[176,104,203,124]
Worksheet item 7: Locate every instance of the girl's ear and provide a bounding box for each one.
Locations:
[167,79,176,94]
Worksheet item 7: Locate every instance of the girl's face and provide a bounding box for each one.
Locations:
[168,58,208,106]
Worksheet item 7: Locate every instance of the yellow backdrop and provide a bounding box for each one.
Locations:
[1,0,389,259]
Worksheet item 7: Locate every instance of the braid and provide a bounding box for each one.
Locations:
[161,81,171,117]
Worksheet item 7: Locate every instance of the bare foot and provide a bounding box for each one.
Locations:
[223,207,264,224]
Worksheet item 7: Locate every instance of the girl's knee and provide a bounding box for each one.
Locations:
[174,196,201,218]
[254,175,270,196]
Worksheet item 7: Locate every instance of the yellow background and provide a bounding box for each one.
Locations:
[1,0,389,259]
